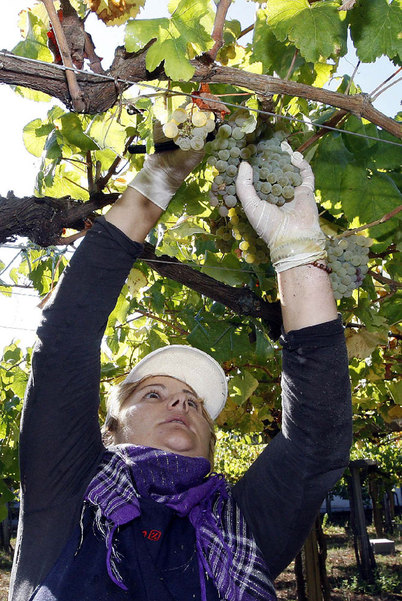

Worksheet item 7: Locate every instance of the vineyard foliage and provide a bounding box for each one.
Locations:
[0,0,401,518]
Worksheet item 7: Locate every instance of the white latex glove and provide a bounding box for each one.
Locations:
[128,122,204,210]
[236,144,326,273]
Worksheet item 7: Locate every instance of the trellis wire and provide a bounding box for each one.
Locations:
[0,51,401,147]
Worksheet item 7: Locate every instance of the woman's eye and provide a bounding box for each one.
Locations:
[188,398,198,409]
[145,391,160,399]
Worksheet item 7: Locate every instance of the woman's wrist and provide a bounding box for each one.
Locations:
[105,187,163,243]
[278,263,338,333]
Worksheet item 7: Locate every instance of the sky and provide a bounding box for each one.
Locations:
[0,0,400,353]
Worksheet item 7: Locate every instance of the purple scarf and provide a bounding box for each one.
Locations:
[83,444,276,601]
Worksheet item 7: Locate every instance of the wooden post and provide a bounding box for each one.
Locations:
[349,460,377,583]
[368,476,384,538]
[383,489,394,534]
[295,515,330,601]
[303,524,322,601]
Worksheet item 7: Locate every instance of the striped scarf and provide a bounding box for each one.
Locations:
[83,444,277,601]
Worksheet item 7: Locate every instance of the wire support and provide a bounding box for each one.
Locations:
[0,51,401,147]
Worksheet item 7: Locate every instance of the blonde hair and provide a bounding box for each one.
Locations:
[102,377,217,467]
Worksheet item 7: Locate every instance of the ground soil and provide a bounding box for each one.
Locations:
[0,524,400,600]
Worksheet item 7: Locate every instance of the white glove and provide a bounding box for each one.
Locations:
[236,145,326,273]
[128,122,204,210]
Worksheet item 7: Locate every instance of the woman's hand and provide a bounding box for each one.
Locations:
[128,122,204,210]
[235,145,327,273]
[106,124,204,242]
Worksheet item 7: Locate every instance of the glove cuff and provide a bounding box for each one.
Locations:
[128,165,180,211]
[271,236,327,273]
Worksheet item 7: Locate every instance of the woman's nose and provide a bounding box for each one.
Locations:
[167,395,189,412]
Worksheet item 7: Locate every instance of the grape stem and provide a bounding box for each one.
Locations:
[117,310,188,336]
[335,205,402,238]
[95,135,135,192]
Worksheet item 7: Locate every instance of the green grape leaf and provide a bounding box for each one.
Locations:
[60,114,99,152]
[45,131,63,160]
[251,10,302,75]
[341,165,402,226]
[23,120,54,157]
[201,251,245,286]
[13,87,52,103]
[222,19,242,45]
[12,9,52,62]
[125,0,214,81]
[386,380,402,405]
[350,0,402,63]
[229,371,259,406]
[312,133,354,208]
[266,0,347,63]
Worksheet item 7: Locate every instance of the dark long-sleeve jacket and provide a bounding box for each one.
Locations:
[9,218,352,601]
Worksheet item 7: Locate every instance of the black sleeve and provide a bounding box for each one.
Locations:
[232,317,352,579]
[19,217,143,512]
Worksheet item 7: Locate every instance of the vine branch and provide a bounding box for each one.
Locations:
[370,67,402,101]
[0,50,400,138]
[368,270,402,289]
[338,205,402,237]
[297,109,349,153]
[122,309,188,336]
[205,0,233,62]
[95,135,135,192]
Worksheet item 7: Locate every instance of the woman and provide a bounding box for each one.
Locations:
[9,140,352,601]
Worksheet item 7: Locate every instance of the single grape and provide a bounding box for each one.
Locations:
[216,160,228,172]
[282,185,294,200]
[205,118,216,133]
[226,165,238,178]
[224,195,237,208]
[219,124,232,138]
[163,121,179,138]
[271,184,283,196]
[260,182,272,195]
[232,127,246,140]
[178,138,191,151]
[190,137,204,151]
[218,149,230,161]
[192,111,207,127]
[172,108,187,124]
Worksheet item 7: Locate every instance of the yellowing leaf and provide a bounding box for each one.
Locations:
[386,381,402,405]
[127,268,148,296]
[386,405,402,420]
[86,0,146,26]
[345,328,387,359]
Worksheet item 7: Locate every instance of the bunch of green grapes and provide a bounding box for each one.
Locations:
[228,208,269,264]
[162,104,216,151]
[206,109,302,264]
[207,110,302,218]
[326,235,372,300]
[217,44,237,65]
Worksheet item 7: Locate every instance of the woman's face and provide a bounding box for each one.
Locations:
[115,375,212,460]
